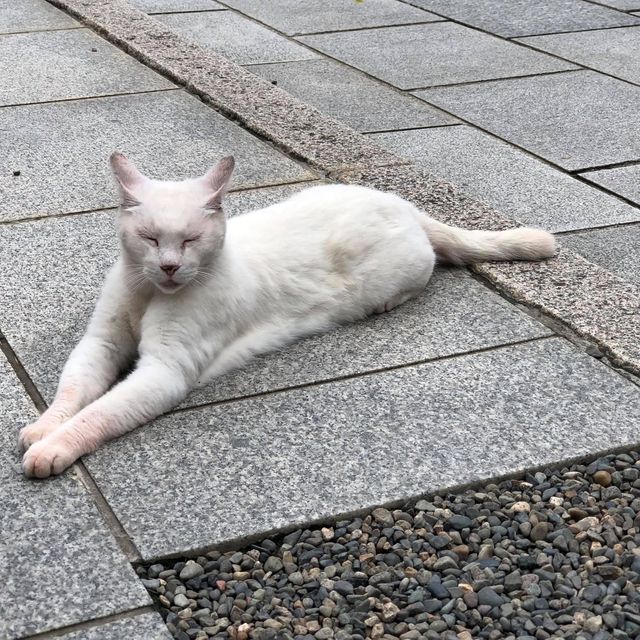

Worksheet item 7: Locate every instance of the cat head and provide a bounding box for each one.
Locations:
[110,152,234,294]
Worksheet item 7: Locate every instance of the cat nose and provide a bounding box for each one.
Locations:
[161,264,180,276]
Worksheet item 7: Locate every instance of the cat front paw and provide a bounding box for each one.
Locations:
[21,436,79,478]
[19,419,61,451]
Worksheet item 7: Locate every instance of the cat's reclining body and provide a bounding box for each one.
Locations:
[19,154,555,477]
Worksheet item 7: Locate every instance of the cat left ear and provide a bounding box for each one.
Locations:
[202,156,235,213]
[109,152,147,210]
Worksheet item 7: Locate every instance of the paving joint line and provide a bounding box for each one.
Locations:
[0,24,82,37]
[286,19,449,37]
[554,219,640,236]
[0,86,180,111]
[0,332,143,563]
[577,158,640,173]
[18,606,158,640]
[360,122,463,135]
[166,335,555,417]
[509,22,640,38]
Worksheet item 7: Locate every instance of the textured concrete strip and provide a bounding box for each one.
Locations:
[46,0,403,173]
[130,0,223,12]
[83,338,640,559]
[581,164,640,206]
[338,164,640,375]
[403,0,640,37]
[561,224,640,284]
[0,28,174,107]
[0,355,151,640]
[49,612,172,640]
[369,126,640,232]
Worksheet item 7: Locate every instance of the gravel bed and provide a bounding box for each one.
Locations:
[138,451,640,640]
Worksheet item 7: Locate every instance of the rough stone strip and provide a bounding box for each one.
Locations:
[45,0,402,173]
[338,165,640,377]
[45,0,640,377]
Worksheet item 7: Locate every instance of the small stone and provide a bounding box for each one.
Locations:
[478,587,504,607]
[263,556,283,573]
[593,470,612,487]
[174,593,189,608]
[380,601,400,622]
[315,629,333,640]
[433,556,458,571]
[512,501,531,513]
[179,561,204,581]
[584,615,603,633]
[289,571,304,585]
[447,515,472,530]
[321,527,334,541]
[333,580,354,596]
[372,508,395,527]
[530,522,551,542]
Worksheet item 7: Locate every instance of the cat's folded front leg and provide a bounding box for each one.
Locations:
[22,355,195,478]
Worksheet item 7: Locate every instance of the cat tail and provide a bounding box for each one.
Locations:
[420,217,556,265]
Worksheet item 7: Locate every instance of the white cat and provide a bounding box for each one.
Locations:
[19,154,555,477]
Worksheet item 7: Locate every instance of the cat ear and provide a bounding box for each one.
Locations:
[202,156,235,213]
[109,152,146,210]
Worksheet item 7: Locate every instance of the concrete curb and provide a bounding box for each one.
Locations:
[47,0,640,377]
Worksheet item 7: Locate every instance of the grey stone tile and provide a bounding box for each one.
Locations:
[0,91,312,221]
[404,0,640,37]
[418,71,640,171]
[597,0,640,9]
[157,11,319,65]
[581,164,640,205]
[84,338,640,559]
[519,26,640,85]
[130,0,223,13]
[0,356,151,639]
[298,22,576,90]
[0,199,550,410]
[368,126,640,232]
[561,224,640,283]
[56,613,172,640]
[247,59,457,133]
[0,0,78,34]
[222,0,440,35]
[0,28,174,107]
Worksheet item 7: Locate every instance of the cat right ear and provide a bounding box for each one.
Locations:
[202,156,235,213]
[109,152,145,210]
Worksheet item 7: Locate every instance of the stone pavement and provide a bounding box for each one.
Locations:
[0,0,639,638]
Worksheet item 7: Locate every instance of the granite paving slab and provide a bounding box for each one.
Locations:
[0,90,312,221]
[157,11,319,65]
[561,224,640,284]
[0,28,174,107]
[0,355,151,639]
[247,59,457,133]
[54,613,172,640]
[298,22,576,90]
[0,0,78,34]
[418,70,640,171]
[369,126,640,232]
[83,338,640,559]
[221,0,441,35]
[0,203,550,410]
[519,26,640,86]
[597,0,640,9]
[403,0,640,37]
[129,0,223,13]
[580,164,640,205]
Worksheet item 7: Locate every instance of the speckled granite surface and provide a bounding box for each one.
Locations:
[84,338,640,560]
[0,355,150,639]
[47,0,403,173]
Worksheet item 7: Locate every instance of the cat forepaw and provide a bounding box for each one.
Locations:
[21,437,78,478]
[19,420,61,451]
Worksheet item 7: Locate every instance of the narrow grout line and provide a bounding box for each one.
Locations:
[0,86,178,111]
[0,333,143,563]
[510,21,640,38]
[167,334,555,417]
[554,219,640,236]
[20,606,158,640]
[361,122,463,135]
[405,67,579,92]
[0,24,83,37]
[148,8,225,15]
[0,177,323,227]
[288,18,448,37]
[576,158,640,173]
[582,0,640,16]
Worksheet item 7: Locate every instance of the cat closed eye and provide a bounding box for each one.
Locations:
[140,235,158,246]
[182,237,201,246]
